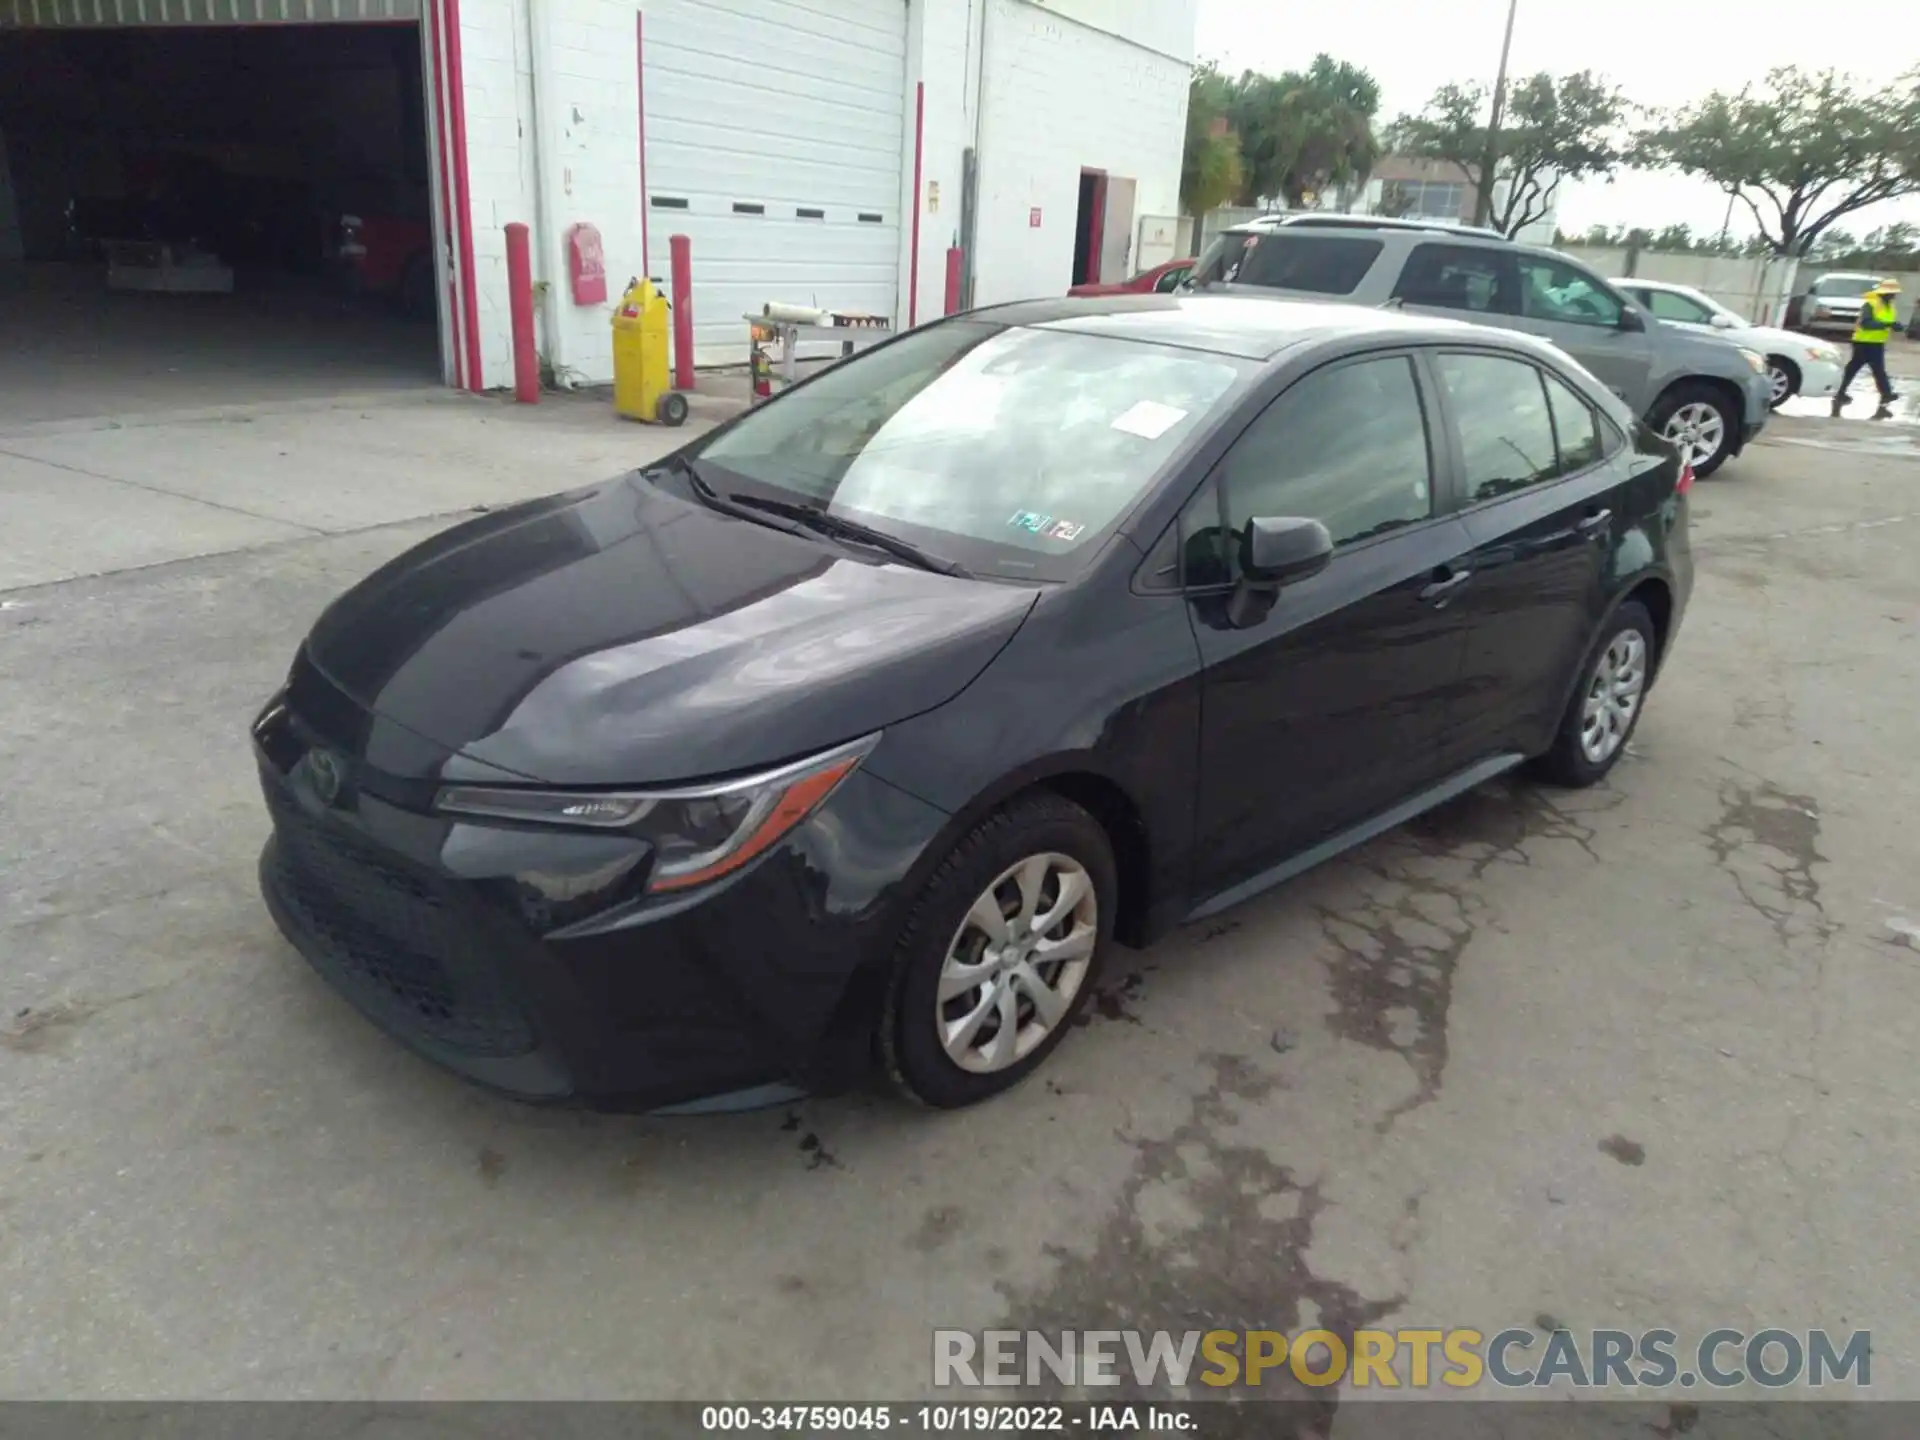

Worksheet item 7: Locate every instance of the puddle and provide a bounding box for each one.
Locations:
[1775,390,1920,424]
[1765,385,1920,456]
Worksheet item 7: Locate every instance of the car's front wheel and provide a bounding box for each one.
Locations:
[1766,356,1800,409]
[1532,601,1656,788]
[1648,384,1738,478]
[881,792,1115,1108]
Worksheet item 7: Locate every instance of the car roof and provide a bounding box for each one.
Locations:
[968,293,1533,361]
[1228,213,1511,242]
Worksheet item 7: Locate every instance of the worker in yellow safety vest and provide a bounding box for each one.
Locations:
[1831,278,1901,420]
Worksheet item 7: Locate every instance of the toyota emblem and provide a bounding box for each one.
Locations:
[308,748,344,806]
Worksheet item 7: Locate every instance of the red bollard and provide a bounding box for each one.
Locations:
[669,233,695,391]
[505,222,538,404]
[945,247,964,316]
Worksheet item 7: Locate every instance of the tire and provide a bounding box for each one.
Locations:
[1765,356,1800,409]
[881,792,1116,1108]
[655,391,689,427]
[1647,383,1739,479]
[1531,601,1657,789]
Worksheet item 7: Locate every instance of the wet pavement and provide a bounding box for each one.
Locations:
[3,390,1919,1415]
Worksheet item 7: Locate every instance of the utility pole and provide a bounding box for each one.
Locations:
[1472,0,1519,229]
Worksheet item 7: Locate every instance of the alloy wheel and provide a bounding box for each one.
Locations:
[1767,365,1793,405]
[937,853,1097,1074]
[1663,401,1726,470]
[1579,630,1648,765]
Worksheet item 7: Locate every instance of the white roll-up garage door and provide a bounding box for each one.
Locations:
[642,0,906,365]
[0,0,417,23]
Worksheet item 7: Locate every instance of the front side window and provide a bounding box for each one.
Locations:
[1392,243,1516,315]
[1215,355,1435,553]
[1434,353,1558,501]
[1194,232,1384,295]
[694,321,1244,579]
[1153,264,1192,293]
[1639,288,1717,325]
[1515,254,1625,328]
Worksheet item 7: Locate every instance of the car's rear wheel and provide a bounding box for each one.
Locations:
[1765,356,1800,408]
[881,793,1115,1108]
[1532,601,1656,788]
[1649,384,1738,478]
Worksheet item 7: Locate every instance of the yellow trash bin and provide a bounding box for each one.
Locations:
[612,276,688,426]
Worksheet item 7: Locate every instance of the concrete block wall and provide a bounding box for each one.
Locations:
[971,0,1192,306]
[455,0,539,391]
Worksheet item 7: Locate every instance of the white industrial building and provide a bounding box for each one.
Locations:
[0,0,1197,404]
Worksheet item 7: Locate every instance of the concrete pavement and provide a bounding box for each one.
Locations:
[2,388,1919,1417]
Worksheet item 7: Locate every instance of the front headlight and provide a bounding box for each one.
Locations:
[436,733,879,892]
[1737,347,1768,375]
[1807,343,1840,362]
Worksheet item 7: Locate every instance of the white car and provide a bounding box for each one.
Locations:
[1616,278,1843,409]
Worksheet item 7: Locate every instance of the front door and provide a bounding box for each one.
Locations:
[1504,250,1656,410]
[1423,350,1618,766]
[1183,351,1474,893]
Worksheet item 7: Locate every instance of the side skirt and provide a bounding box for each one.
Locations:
[1183,753,1528,924]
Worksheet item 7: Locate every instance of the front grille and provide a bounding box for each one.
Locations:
[263,781,535,1058]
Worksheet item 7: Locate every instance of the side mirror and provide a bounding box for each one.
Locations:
[1617,307,1647,333]
[1709,312,1737,329]
[1240,516,1334,587]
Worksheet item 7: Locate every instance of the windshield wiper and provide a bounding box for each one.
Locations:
[652,456,814,535]
[721,492,971,577]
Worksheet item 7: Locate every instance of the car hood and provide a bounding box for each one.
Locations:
[1744,323,1834,355]
[303,475,1039,786]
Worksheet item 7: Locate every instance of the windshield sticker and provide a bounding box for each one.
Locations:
[1110,400,1189,441]
[1007,511,1086,543]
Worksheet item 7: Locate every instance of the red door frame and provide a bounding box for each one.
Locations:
[427,0,483,390]
[1080,167,1108,286]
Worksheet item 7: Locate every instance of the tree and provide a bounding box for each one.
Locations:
[1376,180,1418,218]
[1389,71,1630,238]
[1634,67,1920,257]
[1224,55,1383,208]
[1181,63,1245,215]
[1652,223,1696,252]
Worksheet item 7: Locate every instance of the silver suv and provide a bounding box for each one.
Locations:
[1189,220,1774,478]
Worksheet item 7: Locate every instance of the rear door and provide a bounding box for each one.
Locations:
[1183,352,1475,893]
[1422,350,1625,768]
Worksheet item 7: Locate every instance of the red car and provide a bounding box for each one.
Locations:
[1068,257,1196,298]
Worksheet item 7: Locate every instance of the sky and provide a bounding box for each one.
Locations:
[1193,0,1920,244]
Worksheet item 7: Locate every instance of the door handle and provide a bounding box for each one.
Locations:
[1576,508,1612,537]
[1419,568,1473,604]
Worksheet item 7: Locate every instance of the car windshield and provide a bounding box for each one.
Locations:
[693,321,1245,580]
[1812,277,1868,298]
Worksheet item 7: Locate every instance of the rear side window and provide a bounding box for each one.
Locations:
[1392,243,1517,314]
[1205,233,1384,295]
[1434,353,1558,501]
[1543,370,1604,473]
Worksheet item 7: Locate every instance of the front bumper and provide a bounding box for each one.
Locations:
[252,684,950,1110]
[1796,356,1843,400]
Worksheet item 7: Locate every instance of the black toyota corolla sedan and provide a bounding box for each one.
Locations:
[253,295,1693,1112]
